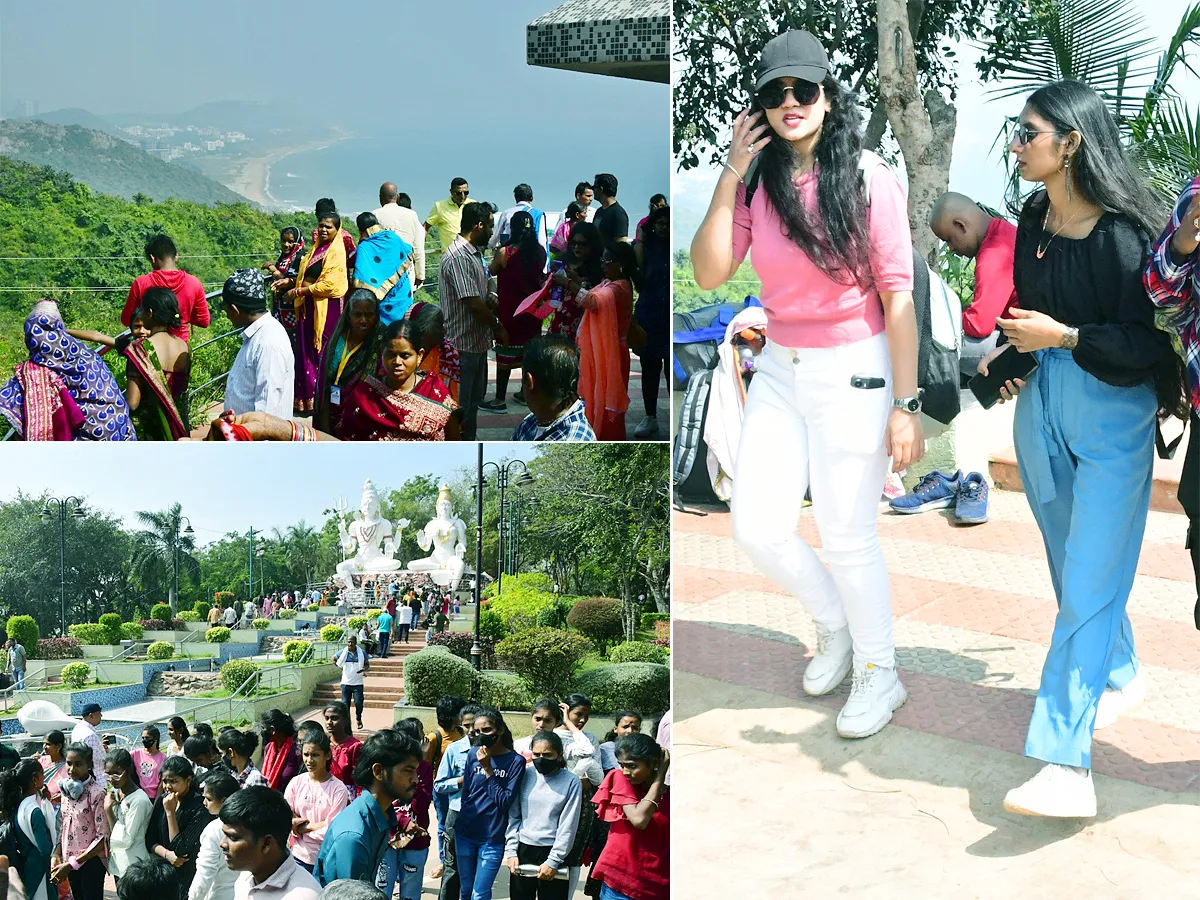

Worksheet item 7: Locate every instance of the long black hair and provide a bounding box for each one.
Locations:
[563,221,604,285]
[751,73,872,287]
[606,243,643,293]
[0,759,42,820]
[506,210,546,277]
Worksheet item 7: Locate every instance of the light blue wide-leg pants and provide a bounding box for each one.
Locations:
[1014,348,1156,768]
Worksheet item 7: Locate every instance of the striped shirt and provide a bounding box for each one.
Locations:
[439,235,492,355]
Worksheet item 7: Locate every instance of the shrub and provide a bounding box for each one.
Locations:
[654,621,669,643]
[403,647,477,706]
[68,623,115,645]
[146,641,174,660]
[307,604,320,612]
[119,622,144,641]
[205,627,232,644]
[478,609,507,641]
[139,618,186,631]
[347,616,367,631]
[212,592,234,605]
[609,641,667,665]
[573,663,669,715]
[478,671,536,711]
[283,640,310,664]
[366,609,382,621]
[59,662,91,690]
[320,625,345,643]
[485,573,560,631]
[279,609,297,620]
[252,619,270,630]
[151,604,172,623]
[641,612,669,628]
[36,638,82,660]
[194,601,211,620]
[496,627,592,697]
[567,598,623,650]
[6,616,38,656]
[427,632,496,668]
[177,611,201,622]
[534,598,573,630]
[98,613,122,636]
[220,659,259,694]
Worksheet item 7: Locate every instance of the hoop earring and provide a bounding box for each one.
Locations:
[1064,154,1072,203]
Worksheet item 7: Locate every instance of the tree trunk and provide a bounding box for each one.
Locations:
[876,0,957,267]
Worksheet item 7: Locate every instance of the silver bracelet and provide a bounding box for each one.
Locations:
[723,162,745,182]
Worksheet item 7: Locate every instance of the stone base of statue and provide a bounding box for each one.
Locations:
[407,557,465,591]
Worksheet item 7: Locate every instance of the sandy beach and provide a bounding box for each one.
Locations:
[225,127,352,210]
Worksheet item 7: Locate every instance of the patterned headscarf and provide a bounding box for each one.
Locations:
[0,300,136,441]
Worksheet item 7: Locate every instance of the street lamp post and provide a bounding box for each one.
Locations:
[40,497,86,637]
[482,459,534,598]
[471,446,485,672]
[173,517,194,614]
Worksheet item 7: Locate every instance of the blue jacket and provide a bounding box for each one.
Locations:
[453,749,524,845]
[315,789,395,886]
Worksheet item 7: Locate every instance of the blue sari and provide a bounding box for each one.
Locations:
[353,226,414,326]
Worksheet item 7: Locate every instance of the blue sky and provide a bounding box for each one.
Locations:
[0,443,538,544]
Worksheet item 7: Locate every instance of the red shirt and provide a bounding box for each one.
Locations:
[330,734,363,797]
[962,218,1018,339]
[122,269,212,341]
[592,771,669,900]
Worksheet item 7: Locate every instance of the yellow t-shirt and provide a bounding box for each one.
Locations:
[425,197,474,251]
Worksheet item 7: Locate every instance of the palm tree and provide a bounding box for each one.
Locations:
[272,521,321,588]
[129,503,198,613]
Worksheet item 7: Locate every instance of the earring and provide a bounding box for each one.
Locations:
[1065,155,1072,203]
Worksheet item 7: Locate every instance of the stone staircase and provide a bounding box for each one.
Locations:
[311,636,427,710]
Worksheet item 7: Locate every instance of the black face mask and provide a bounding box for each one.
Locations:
[471,732,499,748]
[532,757,564,776]
[142,738,156,750]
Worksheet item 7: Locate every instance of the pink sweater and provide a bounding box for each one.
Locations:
[732,161,914,348]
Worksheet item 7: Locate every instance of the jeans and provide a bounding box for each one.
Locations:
[599,885,635,900]
[398,624,411,643]
[341,683,365,722]
[379,633,390,657]
[1015,349,1155,768]
[433,791,451,862]
[12,668,24,691]
[458,350,489,440]
[731,334,896,668]
[437,808,459,900]
[382,845,429,900]
[454,833,505,900]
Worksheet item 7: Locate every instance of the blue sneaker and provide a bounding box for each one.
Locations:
[955,472,990,525]
[889,470,962,514]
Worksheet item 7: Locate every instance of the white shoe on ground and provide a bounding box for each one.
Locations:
[835,661,907,738]
[802,624,853,696]
[634,415,659,438]
[1003,763,1096,818]
[1094,671,1145,730]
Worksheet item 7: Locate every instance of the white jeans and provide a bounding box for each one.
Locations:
[731,333,896,668]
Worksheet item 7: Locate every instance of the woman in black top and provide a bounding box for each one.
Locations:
[981,79,1182,819]
[145,756,213,900]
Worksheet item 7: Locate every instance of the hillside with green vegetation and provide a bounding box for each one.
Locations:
[0,120,249,206]
[0,155,309,426]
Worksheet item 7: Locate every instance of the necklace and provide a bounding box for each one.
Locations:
[1036,203,1087,259]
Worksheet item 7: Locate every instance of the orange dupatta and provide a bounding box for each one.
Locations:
[576,279,631,433]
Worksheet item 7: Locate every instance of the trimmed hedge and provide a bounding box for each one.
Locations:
[98,613,122,635]
[307,604,320,612]
[138,619,186,631]
[119,622,144,642]
[366,609,382,621]
[609,641,668,665]
[194,601,211,621]
[478,671,537,711]
[320,625,345,643]
[68,623,116,645]
[640,612,670,628]
[347,616,368,631]
[403,647,476,706]
[484,573,560,631]
[573,663,669,715]
[496,627,592,697]
[60,662,91,690]
[177,611,201,622]
[6,616,38,656]
[279,609,298,620]
[147,641,174,660]
[220,659,258,694]
[479,608,507,640]
[37,638,82,660]
[428,631,496,668]
[283,640,310,663]
[252,619,270,630]
[151,604,172,623]
[205,627,232,643]
[567,598,623,649]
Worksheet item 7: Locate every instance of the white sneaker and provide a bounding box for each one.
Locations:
[802,624,853,696]
[1094,672,1145,730]
[835,662,907,738]
[634,415,659,438]
[1003,764,1096,818]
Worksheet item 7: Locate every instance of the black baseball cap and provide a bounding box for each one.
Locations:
[755,30,830,91]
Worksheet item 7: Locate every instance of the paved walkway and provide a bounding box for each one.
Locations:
[672,488,1200,897]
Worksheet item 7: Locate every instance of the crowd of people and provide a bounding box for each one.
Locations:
[0,175,669,444]
[690,28,1200,819]
[0,692,669,900]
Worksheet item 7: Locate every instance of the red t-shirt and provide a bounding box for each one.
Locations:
[330,734,363,797]
[591,771,669,900]
[961,217,1018,339]
[122,269,212,341]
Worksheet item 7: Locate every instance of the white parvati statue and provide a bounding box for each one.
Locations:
[335,479,404,584]
[408,482,467,590]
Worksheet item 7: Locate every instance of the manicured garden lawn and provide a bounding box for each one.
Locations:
[194,686,288,699]
[35,681,137,691]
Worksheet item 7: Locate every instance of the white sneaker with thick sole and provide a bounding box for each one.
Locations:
[835,662,907,738]
[634,415,660,438]
[1094,671,1145,730]
[802,624,853,696]
[1003,763,1096,818]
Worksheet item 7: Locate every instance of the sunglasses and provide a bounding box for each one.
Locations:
[452,189,470,197]
[756,79,821,109]
[1013,125,1056,146]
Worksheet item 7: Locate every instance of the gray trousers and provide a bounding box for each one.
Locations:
[458,351,489,440]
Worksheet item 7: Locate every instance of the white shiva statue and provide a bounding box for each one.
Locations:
[334,480,406,584]
[407,482,467,589]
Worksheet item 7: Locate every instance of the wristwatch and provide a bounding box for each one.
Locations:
[1060,326,1079,350]
[893,396,922,414]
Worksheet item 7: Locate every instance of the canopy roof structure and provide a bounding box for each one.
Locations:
[527,0,668,84]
